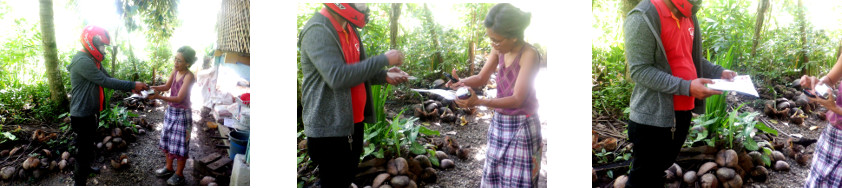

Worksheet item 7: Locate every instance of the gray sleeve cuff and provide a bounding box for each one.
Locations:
[679,79,692,96]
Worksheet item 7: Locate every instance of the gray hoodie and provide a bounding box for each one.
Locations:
[298,11,390,138]
[67,51,134,117]
[624,0,725,127]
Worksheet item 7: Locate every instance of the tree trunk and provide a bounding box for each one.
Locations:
[111,29,119,73]
[797,0,809,75]
[751,0,770,57]
[468,4,477,75]
[389,3,401,50]
[39,0,68,109]
[621,0,643,19]
[422,3,443,71]
[469,42,475,75]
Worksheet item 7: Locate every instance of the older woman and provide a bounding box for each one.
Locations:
[449,3,542,187]
[149,46,198,186]
[801,53,842,188]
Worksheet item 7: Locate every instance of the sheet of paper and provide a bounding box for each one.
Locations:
[411,89,457,101]
[706,75,759,97]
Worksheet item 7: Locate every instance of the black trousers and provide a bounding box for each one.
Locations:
[626,111,691,188]
[307,122,364,188]
[70,115,98,186]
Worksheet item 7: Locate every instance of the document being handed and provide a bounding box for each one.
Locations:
[705,75,759,97]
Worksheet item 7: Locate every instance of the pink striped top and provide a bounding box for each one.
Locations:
[169,71,191,109]
[495,44,538,116]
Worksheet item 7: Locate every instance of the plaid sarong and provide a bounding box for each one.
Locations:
[482,114,543,188]
[805,124,842,188]
[159,107,192,158]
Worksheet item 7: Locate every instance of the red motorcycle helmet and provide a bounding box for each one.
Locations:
[80,25,111,62]
[324,3,369,28]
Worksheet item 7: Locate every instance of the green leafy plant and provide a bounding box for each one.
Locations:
[687,114,718,147]
[691,103,778,151]
[0,124,17,144]
[595,148,613,164]
[98,89,139,132]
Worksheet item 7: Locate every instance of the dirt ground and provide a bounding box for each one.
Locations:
[3,104,230,186]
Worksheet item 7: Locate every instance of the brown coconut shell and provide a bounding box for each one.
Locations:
[750,166,768,182]
[391,175,411,188]
[372,173,390,188]
[716,149,739,168]
[683,171,697,184]
[387,157,409,176]
[700,173,718,188]
[440,159,455,169]
[774,161,790,171]
[722,175,742,188]
[698,162,719,177]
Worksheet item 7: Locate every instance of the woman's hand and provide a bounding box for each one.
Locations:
[148,91,162,100]
[809,88,837,110]
[445,69,465,90]
[455,87,480,108]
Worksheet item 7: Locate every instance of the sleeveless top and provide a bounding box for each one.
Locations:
[828,82,842,130]
[169,71,191,109]
[496,44,539,116]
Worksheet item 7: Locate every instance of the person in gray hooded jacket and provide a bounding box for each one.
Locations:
[298,3,408,187]
[67,25,147,186]
[623,0,736,187]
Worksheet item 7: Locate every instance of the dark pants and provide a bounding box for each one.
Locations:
[307,122,364,188]
[70,115,97,186]
[626,111,691,188]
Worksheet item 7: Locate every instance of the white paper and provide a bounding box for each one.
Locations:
[706,75,759,97]
[411,89,456,101]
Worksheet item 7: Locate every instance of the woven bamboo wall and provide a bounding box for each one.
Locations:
[217,0,250,55]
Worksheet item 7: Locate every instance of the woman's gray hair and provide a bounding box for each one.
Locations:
[484,3,531,40]
[177,46,197,65]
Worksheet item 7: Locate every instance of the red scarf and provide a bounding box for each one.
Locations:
[95,61,104,112]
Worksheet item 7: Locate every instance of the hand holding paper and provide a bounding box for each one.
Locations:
[705,75,759,97]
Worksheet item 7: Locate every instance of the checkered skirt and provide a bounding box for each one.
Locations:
[805,124,842,188]
[159,107,192,158]
[481,114,542,188]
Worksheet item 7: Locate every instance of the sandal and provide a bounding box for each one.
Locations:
[154,168,175,178]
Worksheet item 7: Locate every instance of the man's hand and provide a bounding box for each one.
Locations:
[721,70,737,81]
[385,50,404,66]
[386,69,409,85]
[132,82,148,94]
[689,78,722,99]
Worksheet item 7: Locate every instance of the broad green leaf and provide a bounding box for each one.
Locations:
[427,149,440,167]
[373,149,384,158]
[762,147,773,166]
[418,126,440,136]
[743,136,758,151]
[755,122,778,136]
[410,143,426,155]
